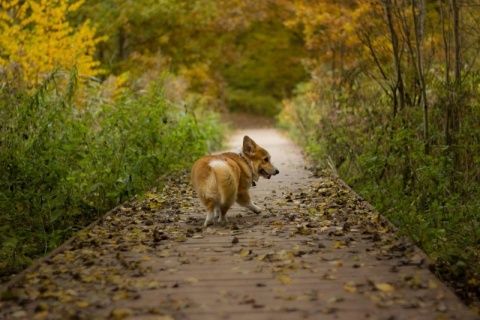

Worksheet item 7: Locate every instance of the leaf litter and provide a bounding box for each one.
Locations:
[0,171,476,319]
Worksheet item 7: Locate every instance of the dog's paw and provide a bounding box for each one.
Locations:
[203,221,212,227]
[251,205,261,214]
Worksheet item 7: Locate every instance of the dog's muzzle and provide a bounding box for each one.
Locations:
[260,168,280,179]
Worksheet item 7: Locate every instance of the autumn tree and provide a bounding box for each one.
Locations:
[71,0,307,114]
[280,0,480,307]
[0,0,103,90]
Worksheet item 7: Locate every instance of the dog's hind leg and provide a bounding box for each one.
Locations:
[214,206,223,223]
[204,212,214,226]
[218,205,230,223]
[203,199,217,227]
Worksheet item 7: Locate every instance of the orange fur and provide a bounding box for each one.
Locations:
[191,136,279,226]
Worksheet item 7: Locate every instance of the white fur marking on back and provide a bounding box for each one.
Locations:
[209,159,228,169]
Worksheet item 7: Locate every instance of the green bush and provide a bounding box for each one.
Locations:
[0,70,223,278]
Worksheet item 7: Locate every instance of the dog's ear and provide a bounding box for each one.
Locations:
[243,136,257,156]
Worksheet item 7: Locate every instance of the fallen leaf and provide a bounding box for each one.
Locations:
[110,308,134,319]
[327,295,345,303]
[33,311,49,319]
[155,316,175,320]
[375,283,394,292]
[113,290,129,301]
[428,279,438,289]
[276,274,292,285]
[184,277,198,284]
[329,260,343,267]
[437,303,448,312]
[75,300,89,308]
[12,310,27,318]
[343,282,357,293]
[322,272,337,280]
[239,249,252,257]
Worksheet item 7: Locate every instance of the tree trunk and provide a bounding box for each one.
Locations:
[449,0,461,170]
[384,0,405,116]
[412,0,430,154]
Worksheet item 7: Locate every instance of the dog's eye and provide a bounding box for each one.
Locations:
[264,157,269,163]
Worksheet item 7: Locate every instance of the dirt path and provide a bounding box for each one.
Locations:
[0,128,477,320]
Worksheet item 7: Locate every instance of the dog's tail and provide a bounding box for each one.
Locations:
[208,159,237,207]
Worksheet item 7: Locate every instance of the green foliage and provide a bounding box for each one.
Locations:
[73,2,308,117]
[0,69,223,278]
[221,20,308,116]
[225,88,280,117]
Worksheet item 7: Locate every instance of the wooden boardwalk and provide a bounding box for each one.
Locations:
[0,129,477,320]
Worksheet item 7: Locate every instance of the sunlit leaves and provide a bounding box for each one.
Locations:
[0,0,104,88]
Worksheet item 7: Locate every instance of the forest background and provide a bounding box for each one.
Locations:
[1,0,479,313]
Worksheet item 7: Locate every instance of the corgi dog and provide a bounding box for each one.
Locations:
[191,136,279,226]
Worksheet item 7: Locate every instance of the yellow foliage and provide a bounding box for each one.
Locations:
[0,0,104,88]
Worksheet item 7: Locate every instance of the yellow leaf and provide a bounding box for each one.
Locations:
[184,277,198,284]
[343,282,357,293]
[110,308,133,319]
[75,301,89,308]
[277,274,292,285]
[375,283,394,292]
[272,221,284,227]
[239,249,251,257]
[112,291,128,301]
[33,311,49,319]
[428,279,438,289]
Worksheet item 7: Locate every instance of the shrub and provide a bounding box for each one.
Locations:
[0,69,223,278]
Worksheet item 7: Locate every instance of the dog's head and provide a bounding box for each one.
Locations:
[243,136,280,180]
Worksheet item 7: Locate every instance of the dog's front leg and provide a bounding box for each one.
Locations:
[237,192,261,214]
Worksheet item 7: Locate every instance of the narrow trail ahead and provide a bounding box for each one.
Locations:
[0,128,477,320]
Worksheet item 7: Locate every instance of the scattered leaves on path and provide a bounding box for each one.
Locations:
[0,171,473,319]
